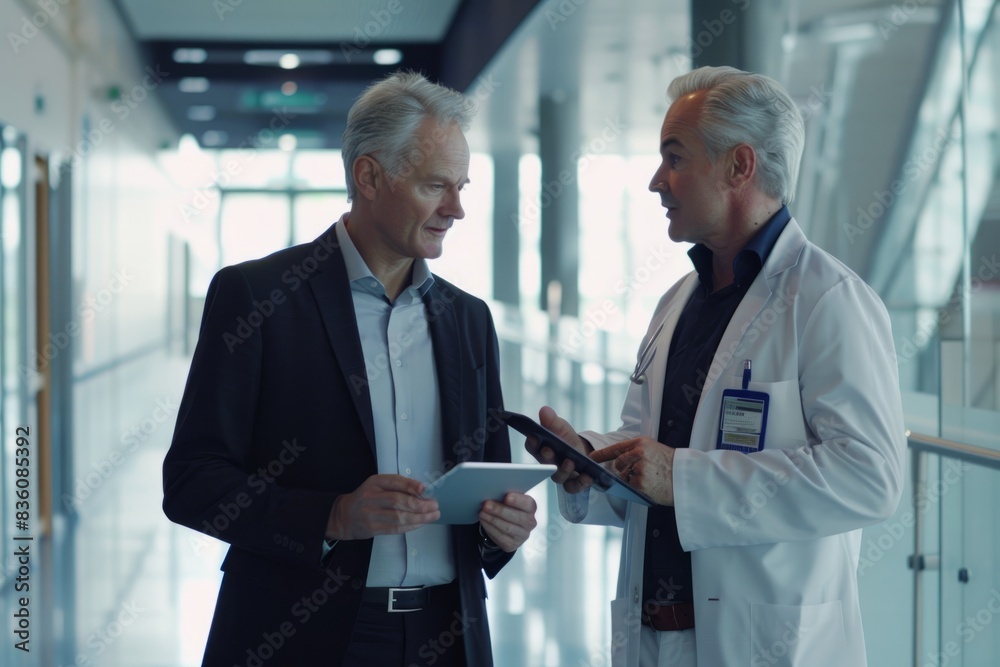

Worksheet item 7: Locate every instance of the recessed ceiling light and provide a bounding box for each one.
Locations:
[178,77,211,93]
[373,49,403,65]
[244,50,333,67]
[187,105,216,122]
[278,134,297,151]
[281,81,298,95]
[173,48,207,64]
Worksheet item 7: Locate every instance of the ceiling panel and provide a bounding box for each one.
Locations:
[117,0,463,42]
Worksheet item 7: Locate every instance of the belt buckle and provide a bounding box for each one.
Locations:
[387,586,422,613]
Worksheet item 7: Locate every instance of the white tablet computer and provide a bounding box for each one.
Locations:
[423,462,557,524]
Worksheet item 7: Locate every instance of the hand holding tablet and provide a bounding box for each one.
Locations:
[423,462,556,524]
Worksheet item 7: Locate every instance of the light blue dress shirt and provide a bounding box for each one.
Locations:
[334,218,455,587]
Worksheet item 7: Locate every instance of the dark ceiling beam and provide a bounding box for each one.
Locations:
[437,0,542,92]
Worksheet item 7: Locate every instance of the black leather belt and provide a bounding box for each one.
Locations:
[361,585,447,613]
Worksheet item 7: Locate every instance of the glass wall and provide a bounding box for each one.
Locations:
[472,1,1000,665]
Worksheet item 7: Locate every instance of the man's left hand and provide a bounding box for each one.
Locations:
[479,492,538,552]
[590,437,676,506]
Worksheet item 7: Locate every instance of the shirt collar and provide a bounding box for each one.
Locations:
[334,215,435,299]
[688,205,790,290]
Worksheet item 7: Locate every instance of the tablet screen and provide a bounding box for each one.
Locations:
[500,410,655,506]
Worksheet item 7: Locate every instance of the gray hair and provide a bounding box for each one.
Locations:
[341,71,475,199]
[667,66,805,205]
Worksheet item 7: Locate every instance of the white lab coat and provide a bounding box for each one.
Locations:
[560,219,906,667]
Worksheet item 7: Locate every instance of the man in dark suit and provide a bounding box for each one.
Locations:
[163,71,537,667]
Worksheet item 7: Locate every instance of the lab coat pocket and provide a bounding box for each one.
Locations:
[745,379,807,447]
[749,600,846,666]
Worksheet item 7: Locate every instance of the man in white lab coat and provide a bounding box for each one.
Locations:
[529,66,906,666]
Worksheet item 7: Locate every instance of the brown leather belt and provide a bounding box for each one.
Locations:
[641,602,695,631]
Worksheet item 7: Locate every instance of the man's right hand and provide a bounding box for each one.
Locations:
[325,474,440,541]
[524,406,595,494]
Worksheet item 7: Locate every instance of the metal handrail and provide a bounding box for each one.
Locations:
[906,430,1000,667]
[906,430,1000,470]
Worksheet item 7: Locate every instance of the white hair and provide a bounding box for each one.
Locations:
[667,66,805,205]
[341,71,475,199]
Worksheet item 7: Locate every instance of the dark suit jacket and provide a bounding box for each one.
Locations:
[163,222,513,666]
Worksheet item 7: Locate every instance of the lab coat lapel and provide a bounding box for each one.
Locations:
[308,223,377,457]
[692,219,807,439]
[645,273,699,434]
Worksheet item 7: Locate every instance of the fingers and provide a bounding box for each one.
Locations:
[480,493,538,551]
[549,456,578,484]
[563,472,595,494]
[589,441,627,464]
[369,473,426,496]
[373,506,441,533]
[539,406,581,448]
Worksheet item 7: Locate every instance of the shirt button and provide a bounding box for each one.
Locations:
[395,359,402,367]
[652,529,660,538]
[667,420,674,428]
[410,548,418,556]
[400,413,408,420]
[404,467,412,475]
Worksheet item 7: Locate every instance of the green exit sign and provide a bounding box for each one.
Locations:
[242,91,326,110]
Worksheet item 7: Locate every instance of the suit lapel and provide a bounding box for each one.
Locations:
[424,282,464,463]
[308,223,377,456]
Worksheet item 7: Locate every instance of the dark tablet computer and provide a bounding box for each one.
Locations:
[500,410,654,507]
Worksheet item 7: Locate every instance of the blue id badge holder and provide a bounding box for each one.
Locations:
[716,360,769,454]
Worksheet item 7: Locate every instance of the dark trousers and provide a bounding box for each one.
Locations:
[342,582,468,667]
